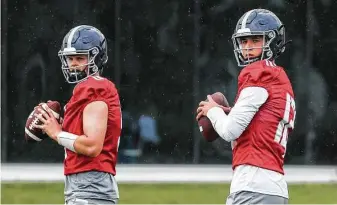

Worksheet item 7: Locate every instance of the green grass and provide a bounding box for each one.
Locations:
[1,183,337,204]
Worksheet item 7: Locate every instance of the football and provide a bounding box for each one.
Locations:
[198,92,230,142]
[24,101,62,142]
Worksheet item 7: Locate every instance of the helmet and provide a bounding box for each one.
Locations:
[232,9,288,67]
[58,25,108,83]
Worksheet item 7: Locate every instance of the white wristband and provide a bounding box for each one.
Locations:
[57,131,78,152]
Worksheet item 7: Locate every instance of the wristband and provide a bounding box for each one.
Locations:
[57,131,78,152]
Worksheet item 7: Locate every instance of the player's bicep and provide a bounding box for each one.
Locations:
[235,86,268,110]
[83,101,108,147]
[231,87,268,125]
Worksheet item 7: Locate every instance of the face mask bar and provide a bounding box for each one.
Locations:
[58,47,99,84]
[232,31,276,67]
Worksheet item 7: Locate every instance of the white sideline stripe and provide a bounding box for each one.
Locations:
[1,164,337,184]
[24,128,42,141]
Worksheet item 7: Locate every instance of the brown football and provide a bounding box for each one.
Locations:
[24,101,61,142]
[198,92,230,142]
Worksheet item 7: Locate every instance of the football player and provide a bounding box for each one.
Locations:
[196,9,296,204]
[34,25,121,204]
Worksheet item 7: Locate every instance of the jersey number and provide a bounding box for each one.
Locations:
[274,93,296,158]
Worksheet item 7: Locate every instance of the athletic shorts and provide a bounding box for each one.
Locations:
[64,171,119,204]
[226,191,288,204]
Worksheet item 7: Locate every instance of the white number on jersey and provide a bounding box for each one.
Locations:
[64,148,67,159]
[274,93,296,158]
[117,105,122,151]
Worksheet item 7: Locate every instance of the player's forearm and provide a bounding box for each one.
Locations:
[56,131,102,157]
[207,87,269,142]
[75,135,103,157]
[207,107,243,142]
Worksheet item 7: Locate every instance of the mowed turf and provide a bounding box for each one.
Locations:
[1,183,337,204]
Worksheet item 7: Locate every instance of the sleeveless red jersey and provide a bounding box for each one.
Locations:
[232,60,296,174]
[62,76,122,176]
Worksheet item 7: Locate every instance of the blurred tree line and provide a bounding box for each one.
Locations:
[1,0,336,164]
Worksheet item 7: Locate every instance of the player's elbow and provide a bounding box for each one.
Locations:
[219,130,239,142]
[85,145,103,157]
[79,133,105,157]
[220,134,232,142]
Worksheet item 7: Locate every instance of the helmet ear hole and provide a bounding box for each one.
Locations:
[268,31,275,39]
[266,50,273,57]
[91,47,99,55]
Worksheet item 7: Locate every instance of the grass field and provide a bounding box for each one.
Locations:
[2,183,337,204]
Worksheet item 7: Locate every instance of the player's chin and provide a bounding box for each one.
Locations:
[243,54,259,60]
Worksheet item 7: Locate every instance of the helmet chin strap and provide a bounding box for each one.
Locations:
[244,57,260,65]
[67,64,100,83]
[68,70,87,83]
[239,52,260,65]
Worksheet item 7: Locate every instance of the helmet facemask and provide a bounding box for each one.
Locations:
[232,30,277,67]
[58,47,100,84]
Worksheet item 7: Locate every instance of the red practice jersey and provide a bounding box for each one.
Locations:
[232,60,296,174]
[62,76,122,176]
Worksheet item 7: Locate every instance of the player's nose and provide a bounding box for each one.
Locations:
[69,62,79,70]
[243,41,253,50]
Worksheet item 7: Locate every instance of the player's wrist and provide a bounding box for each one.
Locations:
[51,130,62,141]
[217,105,231,113]
[57,131,78,152]
[206,106,223,119]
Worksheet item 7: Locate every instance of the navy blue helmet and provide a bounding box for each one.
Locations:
[58,25,108,83]
[232,9,288,67]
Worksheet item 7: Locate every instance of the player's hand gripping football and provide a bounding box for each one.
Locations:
[33,105,62,141]
[196,95,231,121]
[34,101,64,124]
